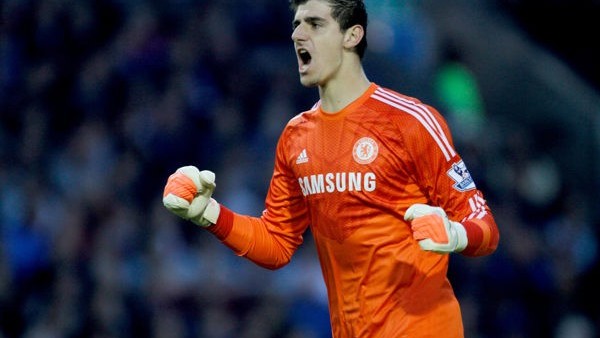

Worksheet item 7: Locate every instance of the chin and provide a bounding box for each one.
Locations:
[299,75,319,88]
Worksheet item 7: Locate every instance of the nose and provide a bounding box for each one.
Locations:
[291,24,306,42]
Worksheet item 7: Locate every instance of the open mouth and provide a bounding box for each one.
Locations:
[297,48,312,72]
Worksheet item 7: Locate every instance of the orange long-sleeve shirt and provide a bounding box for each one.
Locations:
[208,83,499,337]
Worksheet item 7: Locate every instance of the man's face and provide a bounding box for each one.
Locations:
[291,0,346,87]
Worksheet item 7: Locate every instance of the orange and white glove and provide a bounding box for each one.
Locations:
[162,166,220,227]
[404,204,467,254]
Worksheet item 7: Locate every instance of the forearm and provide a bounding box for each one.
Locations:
[460,211,499,256]
[206,206,303,270]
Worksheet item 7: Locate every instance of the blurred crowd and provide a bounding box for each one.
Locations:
[1,1,598,337]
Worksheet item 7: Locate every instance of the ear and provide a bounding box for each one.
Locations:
[343,25,364,49]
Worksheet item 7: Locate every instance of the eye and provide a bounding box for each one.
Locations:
[309,20,324,29]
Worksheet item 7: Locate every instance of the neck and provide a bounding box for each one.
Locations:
[318,61,371,114]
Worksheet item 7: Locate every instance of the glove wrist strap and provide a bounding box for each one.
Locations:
[194,198,220,227]
[452,221,468,252]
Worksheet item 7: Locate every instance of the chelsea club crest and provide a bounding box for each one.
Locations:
[353,137,378,164]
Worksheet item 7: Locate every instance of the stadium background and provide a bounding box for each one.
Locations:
[1,0,599,337]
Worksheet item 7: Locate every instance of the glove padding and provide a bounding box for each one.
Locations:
[163,166,220,227]
[404,203,467,254]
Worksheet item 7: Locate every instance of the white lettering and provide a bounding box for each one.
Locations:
[310,174,324,194]
[298,178,307,196]
[325,173,335,193]
[364,172,376,191]
[348,172,361,191]
[302,176,313,195]
[336,172,346,192]
[298,172,377,196]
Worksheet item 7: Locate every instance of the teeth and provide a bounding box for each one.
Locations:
[298,49,311,64]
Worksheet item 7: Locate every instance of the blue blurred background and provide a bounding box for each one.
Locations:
[1,0,599,337]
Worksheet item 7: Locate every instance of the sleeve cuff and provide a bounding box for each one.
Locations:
[205,204,234,240]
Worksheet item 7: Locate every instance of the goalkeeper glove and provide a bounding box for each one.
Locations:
[404,203,468,254]
[162,166,220,227]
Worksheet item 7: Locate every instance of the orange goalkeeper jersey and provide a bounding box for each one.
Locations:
[208,83,499,337]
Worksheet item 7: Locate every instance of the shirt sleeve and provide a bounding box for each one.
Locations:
[206,128,311,269]
[401,104,499,256]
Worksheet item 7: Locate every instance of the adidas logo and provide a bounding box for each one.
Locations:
[296,149,309,164]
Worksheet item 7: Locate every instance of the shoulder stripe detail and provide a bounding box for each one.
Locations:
[289,100,320,123]
[311,100,321,110]
[372,88,456,161]
[289,112,304,123]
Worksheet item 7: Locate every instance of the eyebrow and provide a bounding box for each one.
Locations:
[292,16,327,28]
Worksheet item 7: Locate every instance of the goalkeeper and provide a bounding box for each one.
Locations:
[163,0,500,337]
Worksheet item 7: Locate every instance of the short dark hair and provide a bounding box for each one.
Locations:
[290,0,368,59]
